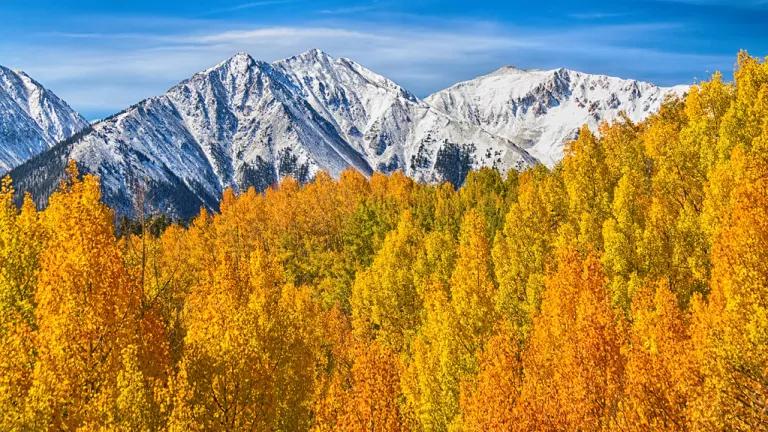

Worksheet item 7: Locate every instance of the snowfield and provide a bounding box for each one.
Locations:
[0,66,88,174]
[4,50,686,218]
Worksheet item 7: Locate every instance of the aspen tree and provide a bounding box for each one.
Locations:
[460,321,523,432]
[493,166,566,336]
[351,211,423,351]
[28,164,142,429]
[618,282,692,431]
[519,249,624,431]
[562,126,613,249]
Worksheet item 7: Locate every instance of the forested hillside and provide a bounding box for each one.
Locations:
[1,52,766,431]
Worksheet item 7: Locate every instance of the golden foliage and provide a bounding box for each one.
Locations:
[0,53,766,431]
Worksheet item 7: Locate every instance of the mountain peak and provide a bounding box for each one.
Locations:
[0,66,88,174]
[225,51,257,69]
[495,65,532,74]
[202,52,260,76]
[0,65,33,85]
[231,51,254,61]
[302,48,332,58]
[288,48,335,65]
[426,63,685,167]
[492,65,577,77]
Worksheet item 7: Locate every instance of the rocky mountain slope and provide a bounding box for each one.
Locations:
[426,66,688,166]
[0,66,88,174]
[8,50,685,219]
[273,50,535,182]
[10,50,535,218]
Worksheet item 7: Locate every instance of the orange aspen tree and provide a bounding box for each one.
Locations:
[690,135,768,430]
[618,282,693,431]
[337,341,410,432]
[172,245,320,431]
[518,249,624,431]
[460,321,523,432]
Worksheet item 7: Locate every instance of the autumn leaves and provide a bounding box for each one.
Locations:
[1,52,768,431]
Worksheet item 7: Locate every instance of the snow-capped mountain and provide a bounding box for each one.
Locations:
[274,49,535,182]
[426,66,688,166]
[10,50,535,218]
[0,66,89,174]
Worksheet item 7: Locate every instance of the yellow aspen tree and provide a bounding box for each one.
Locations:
[166,361,202,432]
[432,181,462,235]
[413,228,457,296]
[703,54,768,237]
[683,74,732,173]
[0,178,44,326]
[27,164,142,429]
[402,288,464,432]
[716,52,768,162]
[409,182,438,231]
[85,344,160,432]
[127,223,193,368]
[351,211,424,351]
[0,312,35,430]
[405,210,498,432]
[562,126,613,249]
[457,168,509,240]
[0,179,43,429]
[493,166,566,337]
[640,99,711,306]
[301,171,371,310]
[602,168,650,312]
[643,97,704,216]
[450,209,498,354]
[599,115,644,183]
[173,240,269,430]
[282,172,345,290]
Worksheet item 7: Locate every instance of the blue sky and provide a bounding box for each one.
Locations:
[1,0,766,119]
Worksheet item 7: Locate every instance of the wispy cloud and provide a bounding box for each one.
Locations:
[1,12,720,119]
[657,0,768,8]
[569,12,627,20]
[186,27,386,44]
[202,0,301,15]
[319,1,386,15]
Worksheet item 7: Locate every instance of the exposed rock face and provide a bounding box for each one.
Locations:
[9,50,685,219]
[0,66,88,174]
[426,66,687,166]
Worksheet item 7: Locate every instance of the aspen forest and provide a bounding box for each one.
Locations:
[1,52,767,431]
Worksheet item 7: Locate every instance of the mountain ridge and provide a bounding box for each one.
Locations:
[5,49,685,218]
[0,65,89,174]
[426,65,687,166]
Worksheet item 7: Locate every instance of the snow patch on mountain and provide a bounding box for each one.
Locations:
[11,50,536,218]
[9,50,686,219]
[0,66,88,173]
[274,49,535,179]
[426,66,688,166]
